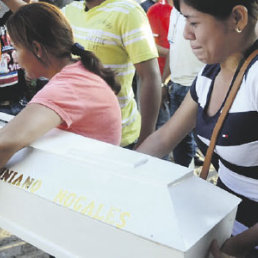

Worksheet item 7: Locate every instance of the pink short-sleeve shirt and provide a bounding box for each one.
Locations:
[30,61,121,145]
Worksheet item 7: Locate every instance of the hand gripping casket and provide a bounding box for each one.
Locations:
[0,113,240,258]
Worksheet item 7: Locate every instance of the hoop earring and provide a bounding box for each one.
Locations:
[235,27,242,33]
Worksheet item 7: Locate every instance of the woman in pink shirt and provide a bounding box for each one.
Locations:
[0,2,122,168]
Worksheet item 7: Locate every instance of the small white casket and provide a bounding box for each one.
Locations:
[0,113,240,258]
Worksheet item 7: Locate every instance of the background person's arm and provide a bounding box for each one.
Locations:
[0,103,62,168]
[2,0,27,12]
[136,91,197,158]
[161,51,171,84]
[156,44,169,58]
[134,57,161,147]
[160,52,171,108]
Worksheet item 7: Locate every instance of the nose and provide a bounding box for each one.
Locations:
[183,22,195,41]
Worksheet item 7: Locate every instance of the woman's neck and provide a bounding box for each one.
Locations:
[46,57,74,79]
[220,53,243,75]
[220,36,257,75]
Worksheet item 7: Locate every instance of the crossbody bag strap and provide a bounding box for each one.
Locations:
[200,49,258,180]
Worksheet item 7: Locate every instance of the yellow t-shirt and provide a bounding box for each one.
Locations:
[63,0,158,146]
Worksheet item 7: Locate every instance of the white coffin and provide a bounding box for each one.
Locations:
[0,113,240,258]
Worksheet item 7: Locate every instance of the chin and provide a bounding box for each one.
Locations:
[196,55,216,65]
[194,55,208,64]
[201,59,213,64]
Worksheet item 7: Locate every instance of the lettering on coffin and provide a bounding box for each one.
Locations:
[0,168,42,193]
[54,189,131,229]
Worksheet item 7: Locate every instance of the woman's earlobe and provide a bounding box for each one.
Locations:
[235,27,242,33]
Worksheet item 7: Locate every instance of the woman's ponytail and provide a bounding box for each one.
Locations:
[71,43,121,95]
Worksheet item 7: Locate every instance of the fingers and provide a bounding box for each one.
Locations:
[210,240,222,258]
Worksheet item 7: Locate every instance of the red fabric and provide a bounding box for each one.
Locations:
[147,1,172,75]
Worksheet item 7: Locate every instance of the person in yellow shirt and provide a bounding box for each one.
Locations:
[62,0,161,148]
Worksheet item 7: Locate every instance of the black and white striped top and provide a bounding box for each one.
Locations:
[190,46,258,235]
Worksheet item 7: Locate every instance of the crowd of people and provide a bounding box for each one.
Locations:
[0,0,257,257]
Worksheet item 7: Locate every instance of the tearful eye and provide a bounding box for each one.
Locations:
[190,22,197,28]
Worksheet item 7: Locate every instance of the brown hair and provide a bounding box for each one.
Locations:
[7,2,121,94]
[174,0,258,21]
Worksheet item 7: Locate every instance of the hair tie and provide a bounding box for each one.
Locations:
[71,42,85,56]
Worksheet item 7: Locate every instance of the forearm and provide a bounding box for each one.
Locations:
[136,124,176,158]
[137,92,197,157]
[222,223,258,257]
[137,69,161,146]
[0,128,25,168]
[156,44,169,57]
[137,113,194,158]
[161,53,170,83]
[0,147,21,169]
[2,0,26,12]
[0,104,62,168]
